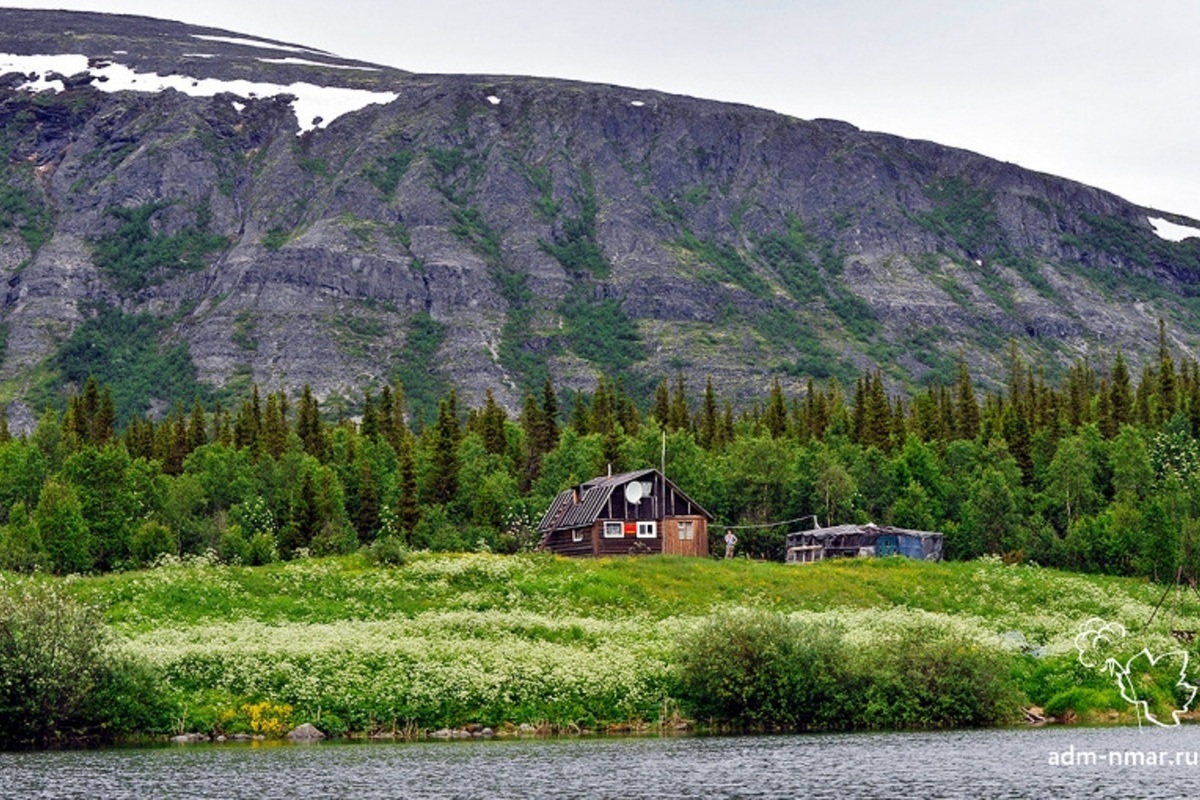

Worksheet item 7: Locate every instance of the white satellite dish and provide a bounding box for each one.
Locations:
[624,482,644,504]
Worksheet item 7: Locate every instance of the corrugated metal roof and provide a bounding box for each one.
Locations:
[580,468,656,491]
[537,489,576,533]
[558,484,615,529]
[787,524,944,542]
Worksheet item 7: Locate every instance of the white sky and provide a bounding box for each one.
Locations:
[8,0,1200,220]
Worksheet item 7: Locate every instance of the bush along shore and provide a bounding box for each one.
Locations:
[2,551,1195,748]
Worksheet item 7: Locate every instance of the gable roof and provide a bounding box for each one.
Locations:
[537,468,711,535]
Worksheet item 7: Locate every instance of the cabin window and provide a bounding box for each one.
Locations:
[677,520,694,540]
[603,521,623,538]
[637,521,657,539]
[572,529,584,542]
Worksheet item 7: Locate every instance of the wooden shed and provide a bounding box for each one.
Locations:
[537,468,712,557]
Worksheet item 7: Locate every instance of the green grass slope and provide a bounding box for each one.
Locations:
[8,553,1199,738]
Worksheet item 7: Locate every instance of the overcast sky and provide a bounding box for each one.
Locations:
[9,1,1200,219]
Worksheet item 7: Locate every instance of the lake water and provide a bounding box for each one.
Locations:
[3,726,1200,799]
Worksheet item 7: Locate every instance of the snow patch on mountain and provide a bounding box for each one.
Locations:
[190,34,328,55]
[0,52,397,134]
[257,57,378,72]
[1149,216,1200,242]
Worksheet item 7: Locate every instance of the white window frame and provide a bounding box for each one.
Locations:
[572,529,584,542]
[603,521,624,539]
[637,521,657,539]
[677,520,694,540]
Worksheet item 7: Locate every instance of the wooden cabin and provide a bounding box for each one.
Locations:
[785,523,943,564]
[537,468,712,557]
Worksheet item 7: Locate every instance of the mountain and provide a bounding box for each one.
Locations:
[2,8,1200,427]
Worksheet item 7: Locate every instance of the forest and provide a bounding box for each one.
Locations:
[2,324,1200,582]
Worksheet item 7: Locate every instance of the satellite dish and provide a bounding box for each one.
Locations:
[624,482,644,504]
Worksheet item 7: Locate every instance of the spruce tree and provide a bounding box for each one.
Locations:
[668,374,691,432]
[285,471,321,555]
[653,378,670,427]
[589,378,616,438]
[1109,351,1133,429]
[361,391,380,441]
[763,377,788,439]
[570,390,589,434]
[699,377,719,449]
[1158,319,1177,423]
[93,387,116,445]
[428,390,461,506]
[519,393,544,491]
[615,379,640,437]
[187,398,207,452]
[296,385,328,460]
[261,392,288,459]
[480,389,507,455]
[539,380,560,453]
[954,358,980,441]
[395,431,421,538]
[234,385,262,453]
[353,459,381,543]
[864,371,892,450]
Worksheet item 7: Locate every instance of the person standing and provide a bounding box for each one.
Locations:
[724,528,737,559]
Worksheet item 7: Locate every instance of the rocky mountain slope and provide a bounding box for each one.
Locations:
[2,8,1199,426]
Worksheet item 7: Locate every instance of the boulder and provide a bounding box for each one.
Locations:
[286,723,326,740]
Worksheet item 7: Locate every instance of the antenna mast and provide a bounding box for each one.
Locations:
[661,429,666,479]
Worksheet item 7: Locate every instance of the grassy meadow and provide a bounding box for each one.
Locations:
[6,552,1200,741]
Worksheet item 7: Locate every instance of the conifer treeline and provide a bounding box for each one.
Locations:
[4,323,1200,581]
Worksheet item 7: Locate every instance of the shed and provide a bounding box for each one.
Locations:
[537,468,712,557]
[784,523,943,564]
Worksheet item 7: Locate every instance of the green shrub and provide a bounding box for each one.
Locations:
[675,608,1019,730]
[852,629,1019,728]
[364,535,410,566]
[217,527,251,565]
[0,582,164,745]
[914,177,1007,259]
[411,505,466,551]
[245,531,279,566]
[0,503,44,573]
[675,608,851,727]
[129,520,177,567]
[755,217,822,302]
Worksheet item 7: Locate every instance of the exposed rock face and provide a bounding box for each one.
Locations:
[2,9,1200,424]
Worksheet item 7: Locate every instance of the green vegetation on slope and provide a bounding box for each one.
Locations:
[560,287,646,375]
[30,302,206,424]
[0,181,51,255]
[393,313,448,427]
[91,201,227,292]
[539,172,609,279]
[3,553,1188,744]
